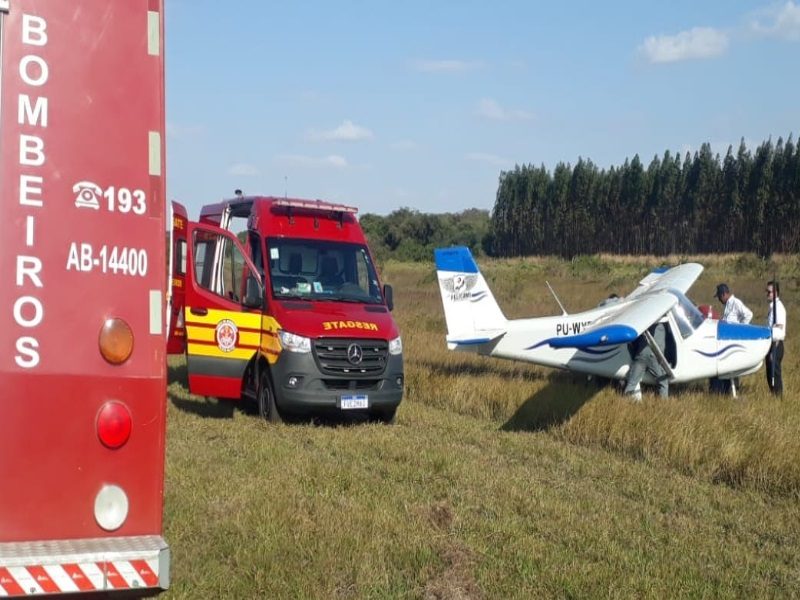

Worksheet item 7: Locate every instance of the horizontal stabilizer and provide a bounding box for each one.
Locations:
[446,329,505,349]
[549,324,637,348]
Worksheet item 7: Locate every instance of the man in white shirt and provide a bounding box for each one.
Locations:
[765,280,786,396]
[710,283,753,394]
[715,283,753,324]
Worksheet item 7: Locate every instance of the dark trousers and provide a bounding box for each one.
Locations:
[765,341,784,395]
[709,377,738,394]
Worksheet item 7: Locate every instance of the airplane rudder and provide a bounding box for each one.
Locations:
[434,246,479,274]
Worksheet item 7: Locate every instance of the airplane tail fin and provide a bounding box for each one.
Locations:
[434,246,507,349]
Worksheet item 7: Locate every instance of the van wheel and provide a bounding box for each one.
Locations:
[257,370,282,423]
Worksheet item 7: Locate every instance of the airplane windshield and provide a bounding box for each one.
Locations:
[267,238,383,304]
[668,288,705,339]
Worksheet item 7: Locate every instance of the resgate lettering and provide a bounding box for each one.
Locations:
[322,320,379,332]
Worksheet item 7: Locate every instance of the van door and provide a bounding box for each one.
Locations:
[184,222,264,398]
[167,201,188,354]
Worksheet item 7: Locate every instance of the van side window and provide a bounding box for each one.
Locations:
[193,229,254,303]
[174,239,187,276]
[248,232,264,279]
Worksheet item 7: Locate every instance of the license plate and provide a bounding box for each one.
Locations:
[340,394,368,409]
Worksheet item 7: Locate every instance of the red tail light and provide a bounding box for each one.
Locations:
[97,401,132,449]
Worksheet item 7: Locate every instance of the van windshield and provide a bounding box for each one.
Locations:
[267,238,383,304]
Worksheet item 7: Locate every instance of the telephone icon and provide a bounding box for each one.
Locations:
[73,181,102,210]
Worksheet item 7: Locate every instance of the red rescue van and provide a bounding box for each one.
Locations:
[0,1,169,594]
[167,201,188,355]
[169,195,404,423]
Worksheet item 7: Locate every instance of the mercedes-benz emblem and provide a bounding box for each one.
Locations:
[347,343,363,365]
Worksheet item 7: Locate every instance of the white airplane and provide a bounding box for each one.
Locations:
[434,246,772,393]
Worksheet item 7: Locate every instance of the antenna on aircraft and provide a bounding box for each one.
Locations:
[284,176,288,199]
[545,281,568,316]
[234,189,243,197]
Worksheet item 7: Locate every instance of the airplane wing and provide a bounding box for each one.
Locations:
[626,263,703,299]
[549,263,702,350]
[549,288,678,349]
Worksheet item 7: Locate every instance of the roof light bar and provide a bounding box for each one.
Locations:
[273,198,358,214]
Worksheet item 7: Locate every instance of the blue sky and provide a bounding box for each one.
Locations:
[165,1,800,216]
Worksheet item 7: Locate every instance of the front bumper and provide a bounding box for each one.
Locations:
[270,350,404,414]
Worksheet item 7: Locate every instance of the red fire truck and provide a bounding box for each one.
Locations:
[168,195,404,423]
[0,1,169,595]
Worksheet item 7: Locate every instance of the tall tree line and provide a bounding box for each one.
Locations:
[488,136,800,258]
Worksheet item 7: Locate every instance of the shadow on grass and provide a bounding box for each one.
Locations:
[168,360,189,388]
[167,360,248,419]
[166,361,389,425]
[415,358,547,382]
[502,374,599,432]
[170,396,241,419]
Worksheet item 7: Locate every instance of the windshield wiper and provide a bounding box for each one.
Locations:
[275,294,313,301]
[322,295,381,303]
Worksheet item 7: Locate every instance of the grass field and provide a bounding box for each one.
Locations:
[162,254,800,598]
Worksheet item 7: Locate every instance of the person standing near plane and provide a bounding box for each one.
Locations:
[715,283,753,324]
[624,321,669,401]
[710,283,753,394]
[765,280,786,396]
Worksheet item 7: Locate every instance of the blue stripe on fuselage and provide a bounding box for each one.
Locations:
[694,344,746,358]
[717,321,771,340]
[548,324,638,348]
[434,246,479,274]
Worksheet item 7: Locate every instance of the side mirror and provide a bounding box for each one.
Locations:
[383,283,394,312]
[242,276,264,310]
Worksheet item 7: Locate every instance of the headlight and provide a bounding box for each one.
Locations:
[388,336,402,355]
[278,330,311,353]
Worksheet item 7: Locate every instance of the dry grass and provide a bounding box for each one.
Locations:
[161,253,800,598]
[389,253,800,498]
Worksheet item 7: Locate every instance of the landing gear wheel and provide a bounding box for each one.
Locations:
[257,370,282,423]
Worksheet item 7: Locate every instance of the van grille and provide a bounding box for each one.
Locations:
[313,338,388,376]
[322,379,381,391]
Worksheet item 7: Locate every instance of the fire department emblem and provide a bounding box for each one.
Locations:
[215,319,238,352]
[438,274,478,302]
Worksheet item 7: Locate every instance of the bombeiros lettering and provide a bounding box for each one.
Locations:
[12,13,49,368]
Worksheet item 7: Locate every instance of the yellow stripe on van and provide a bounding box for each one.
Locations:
[185,308,284,363]
[238,331,261,347]
[186,325,216,343]
[261,314,281,332]
[185,308,262,329]
[259,315,282,363]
